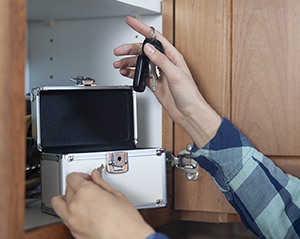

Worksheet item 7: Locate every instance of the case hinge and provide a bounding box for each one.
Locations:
[107,152,128,174]
[30,86,43,102]
[166,144,199,181]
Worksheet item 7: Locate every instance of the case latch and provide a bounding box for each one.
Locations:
[107,152,128,174]
[166,144,199,181]
[70,76,97,86]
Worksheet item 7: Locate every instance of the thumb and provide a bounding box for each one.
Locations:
[91,169,116,194]
[143,43,179,78]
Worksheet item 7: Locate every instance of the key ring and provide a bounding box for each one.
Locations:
[140,26,156,53]
[150,26,156,40]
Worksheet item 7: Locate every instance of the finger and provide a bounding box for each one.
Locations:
[126,17,158,40]
[143,43,181,81]
[51,195,70,222]
[66,172,91,192]
[81,173,91,181]
[114,43,142,56]
[119,68,135,79]
[90,169,118,195]
[65,185,75,203]
[113,56,138,69]
[125,17,179,60]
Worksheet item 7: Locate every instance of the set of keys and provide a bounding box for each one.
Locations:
[133,27,164,92]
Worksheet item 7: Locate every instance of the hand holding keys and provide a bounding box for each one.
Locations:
[133,27,164,92]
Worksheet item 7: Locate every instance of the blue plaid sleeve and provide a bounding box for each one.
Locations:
[146,233,169,239]
[191,118,300,239]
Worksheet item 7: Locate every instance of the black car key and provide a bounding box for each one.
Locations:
[133,27,164,92]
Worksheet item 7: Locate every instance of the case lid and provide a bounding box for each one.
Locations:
[32,86,137,154]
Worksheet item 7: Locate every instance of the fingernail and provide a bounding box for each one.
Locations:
[94,168,101,177]
[94,164,104,178]
[144,43,155,54]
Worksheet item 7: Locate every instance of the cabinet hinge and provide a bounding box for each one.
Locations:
[166,144,199,181]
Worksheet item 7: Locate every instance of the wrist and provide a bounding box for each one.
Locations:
[179,101,221,149]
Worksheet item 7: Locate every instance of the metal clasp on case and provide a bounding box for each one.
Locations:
[70,76,97,86]
[107,152,128,174]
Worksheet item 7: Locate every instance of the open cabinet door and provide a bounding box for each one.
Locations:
[139,0,177,227]
[0,0,26,238]
[172,0,240,223]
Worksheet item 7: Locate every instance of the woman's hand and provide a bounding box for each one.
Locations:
[114,17,221,148]
[51,170,155,239]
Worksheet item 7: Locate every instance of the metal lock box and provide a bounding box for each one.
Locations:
[31,85,167,215]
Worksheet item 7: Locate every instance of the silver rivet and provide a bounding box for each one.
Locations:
[68,156,74,162]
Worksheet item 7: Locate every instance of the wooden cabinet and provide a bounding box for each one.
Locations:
[172,0,300,223]
[0,0,166,238]
[2,0,300,238]
[173,0,236,222]
[0,1,26,238]
[231,0,300,156]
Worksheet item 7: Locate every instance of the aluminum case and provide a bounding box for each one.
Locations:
[31,85,167,215]
[31,85,138,153]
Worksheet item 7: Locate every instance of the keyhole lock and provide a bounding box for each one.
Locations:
[107,152,128,174]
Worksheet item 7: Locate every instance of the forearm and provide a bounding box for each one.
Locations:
[191,118,300,239]
[179,102,222,149]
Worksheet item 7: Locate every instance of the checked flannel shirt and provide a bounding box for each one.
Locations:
[147,118,300,239]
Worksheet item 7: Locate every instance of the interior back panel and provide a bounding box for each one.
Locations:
[39,88,135,153]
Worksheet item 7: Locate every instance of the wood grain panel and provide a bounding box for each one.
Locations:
[174,0,231,123]
[0,0,26,238]
[179,210,241,223]
[173,0,232,213]
[174,167,236,214]
[270,156,300,179]
[232,0,300,156]
[162,0,174,152]
[25,222,73,239]
[162,0,174,45]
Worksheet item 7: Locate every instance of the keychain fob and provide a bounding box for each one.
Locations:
[133,37,164,92]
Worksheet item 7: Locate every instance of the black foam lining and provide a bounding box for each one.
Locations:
[39,88,136,153]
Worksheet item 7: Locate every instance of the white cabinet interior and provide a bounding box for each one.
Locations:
[26,0,163,148]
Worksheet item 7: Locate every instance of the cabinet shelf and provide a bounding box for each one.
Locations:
[25,200,61,230]
[26,0,162,21]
